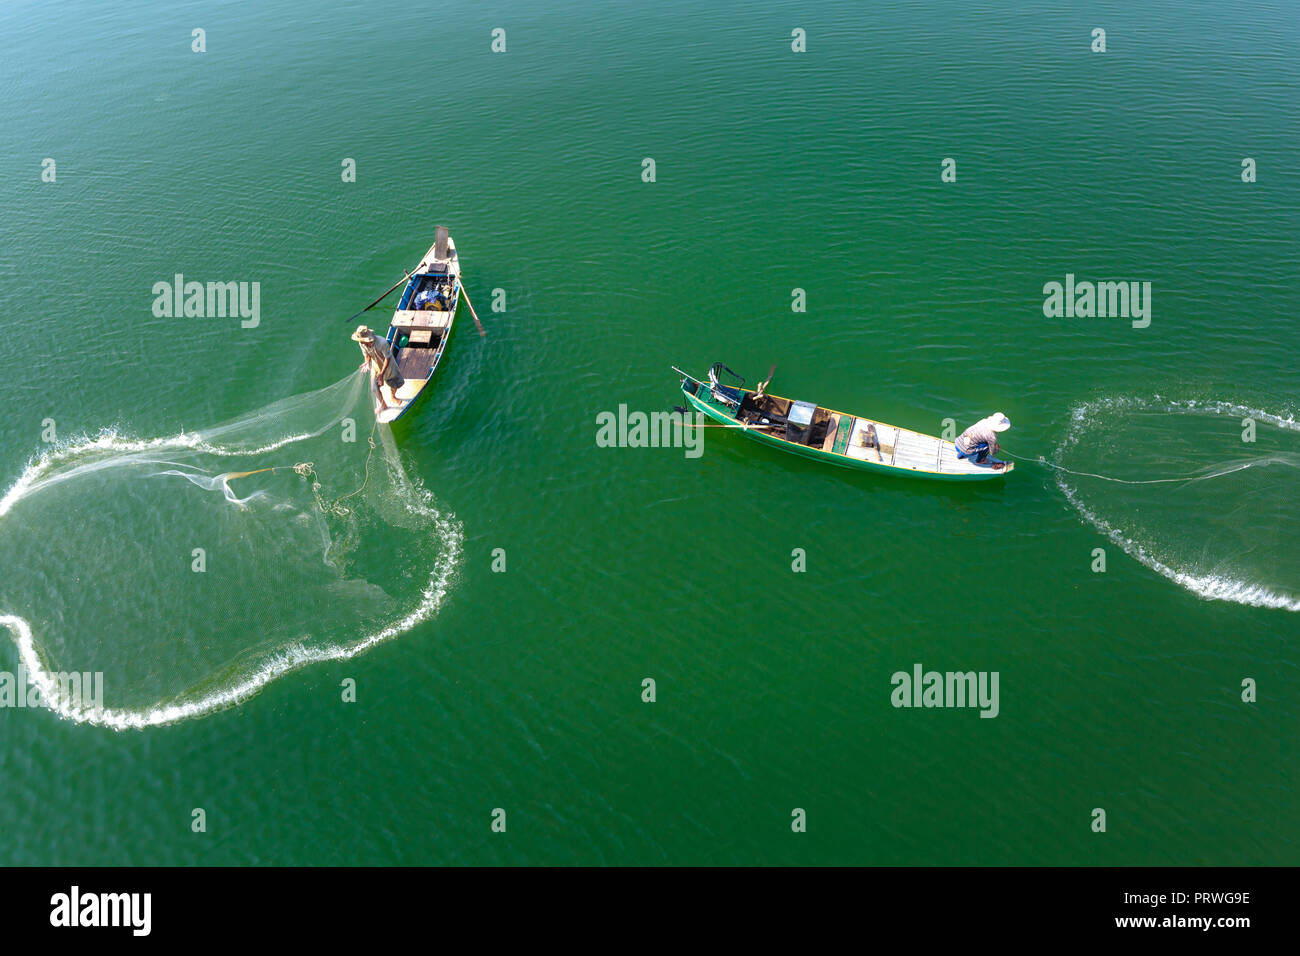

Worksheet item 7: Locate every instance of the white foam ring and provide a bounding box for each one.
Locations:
[1057,396,1300,612]
[0,375,463,729]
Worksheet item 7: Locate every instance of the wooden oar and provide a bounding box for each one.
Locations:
[683,420,781,430]
[222,467,277,481]
[459,282,487,337]
[222,462,314,482]
[343,271,414,324]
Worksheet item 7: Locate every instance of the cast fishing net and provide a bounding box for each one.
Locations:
[1032,397,1300,611]
[0,369,461,728]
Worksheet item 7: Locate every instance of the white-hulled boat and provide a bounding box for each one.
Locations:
[371,226,460,424]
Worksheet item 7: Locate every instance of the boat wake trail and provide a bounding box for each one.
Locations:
[0,370,462,729]
[1055,396,1300,612]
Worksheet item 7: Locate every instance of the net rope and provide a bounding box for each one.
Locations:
[1003,449,1261,485]
[224,419,380,515]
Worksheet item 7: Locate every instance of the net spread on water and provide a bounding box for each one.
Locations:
[0,370,462,729]
[1045,396,1300,611]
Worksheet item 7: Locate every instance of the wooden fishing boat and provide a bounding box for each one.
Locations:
[674,364,1014,481]
[371,226,461,424]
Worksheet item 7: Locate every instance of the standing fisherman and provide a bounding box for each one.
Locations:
[351,325,404,411]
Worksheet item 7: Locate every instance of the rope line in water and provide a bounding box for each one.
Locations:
[1003,450,1260,485]
[301,418,379,516]
[223,418,380,515]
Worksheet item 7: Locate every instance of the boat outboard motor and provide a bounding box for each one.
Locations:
[708,363,744,407]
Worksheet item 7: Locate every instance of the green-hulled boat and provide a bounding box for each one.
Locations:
[674,364,1014,481]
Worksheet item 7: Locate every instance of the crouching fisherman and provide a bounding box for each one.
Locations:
[352,325,404,411]
[955,412,1011,470]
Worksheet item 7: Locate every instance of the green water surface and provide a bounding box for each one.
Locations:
[0,0,1296,865]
